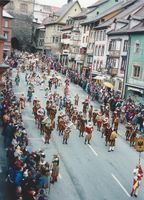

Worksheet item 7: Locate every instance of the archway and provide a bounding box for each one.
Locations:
[11,37,20,50]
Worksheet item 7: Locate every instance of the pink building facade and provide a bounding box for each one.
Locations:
[0,1,10,62]
[2,10,13,57]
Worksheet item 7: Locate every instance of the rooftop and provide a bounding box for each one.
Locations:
[82,0,137,25]
[44,0,80,25]
[94,0,144,29]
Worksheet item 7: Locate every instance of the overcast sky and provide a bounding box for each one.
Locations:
[35,0,98,8]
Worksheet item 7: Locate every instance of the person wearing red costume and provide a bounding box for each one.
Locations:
[131,164,143,197]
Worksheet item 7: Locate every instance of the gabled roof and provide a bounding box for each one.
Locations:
[3,10,13,19]
[82,0,137,25]
[88,0,109,9]
[94,0,144,29]
[72,8,89,19]
[108,22,144,35]
[107,2,144,35]
[44,0,81,25]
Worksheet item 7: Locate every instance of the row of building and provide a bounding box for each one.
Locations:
[35,0,144,104]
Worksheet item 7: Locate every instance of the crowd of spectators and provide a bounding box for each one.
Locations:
[0,70,50,200]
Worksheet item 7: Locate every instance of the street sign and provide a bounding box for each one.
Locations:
[135,137,144,152]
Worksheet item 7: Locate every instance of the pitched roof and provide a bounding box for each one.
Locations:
[108,22,144,35]
[88,0,109,8]
[82,0,137,25]
[3,10,13,19]
[44,0,81,25]
[94,0,144,29]
[72,8,89,19]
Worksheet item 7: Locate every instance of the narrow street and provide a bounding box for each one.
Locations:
[13,69,144,200]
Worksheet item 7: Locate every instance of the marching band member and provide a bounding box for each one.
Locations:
[63,127,71,144]
[84,122,93,145]
[131,165,143,197]
[108,129,117,152]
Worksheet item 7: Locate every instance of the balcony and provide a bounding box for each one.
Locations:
[109,50,120,57]
[75,54,85,61]
[61,38,71,45]
[107,67,118,76]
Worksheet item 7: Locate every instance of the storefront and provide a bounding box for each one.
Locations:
[125,85,144,104]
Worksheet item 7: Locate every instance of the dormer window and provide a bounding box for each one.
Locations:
[135,41,140,53]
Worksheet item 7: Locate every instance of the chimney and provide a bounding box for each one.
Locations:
[68,0,73,3]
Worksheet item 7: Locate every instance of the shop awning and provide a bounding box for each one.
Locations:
[128,87,143,94]
[104,82,114,89]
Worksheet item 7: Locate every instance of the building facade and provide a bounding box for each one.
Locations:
[5,0,34,50]
[44,0,81,58]
[2,10,13,57]
[125,32,144,104]
[80,0,125,77]
[0,1,10,62]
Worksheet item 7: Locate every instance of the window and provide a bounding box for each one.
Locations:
[103,30,106,40]
[87,25,89,31]
[99,30,103,41]
[83,36,85,43]
[53,36,59,43]
[109,40,121,51]
[98,46,101,56]
[92,43,94,50]
[123,40,128,52]
[84,26,86,33]
[99,61,103,69]
[4,32,8,40]
[39,39,44,47]
[86,36,88,43]
[87,56,93,64]
[133,65,141,78]
[106,57,119,69]
[135,41,140,53]
[95,45,98,56]
[4,20,8,28]
[96,60,99,70]
[121,56,127,72]
[101,45,105,56]
[97,31,99,41]
[20,3,28,13]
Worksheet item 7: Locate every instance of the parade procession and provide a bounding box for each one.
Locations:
[0,50,142,200]
[1,0,144,199]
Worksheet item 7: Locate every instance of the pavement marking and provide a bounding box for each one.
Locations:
[88,145,98,156]
[111,173,130,198]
